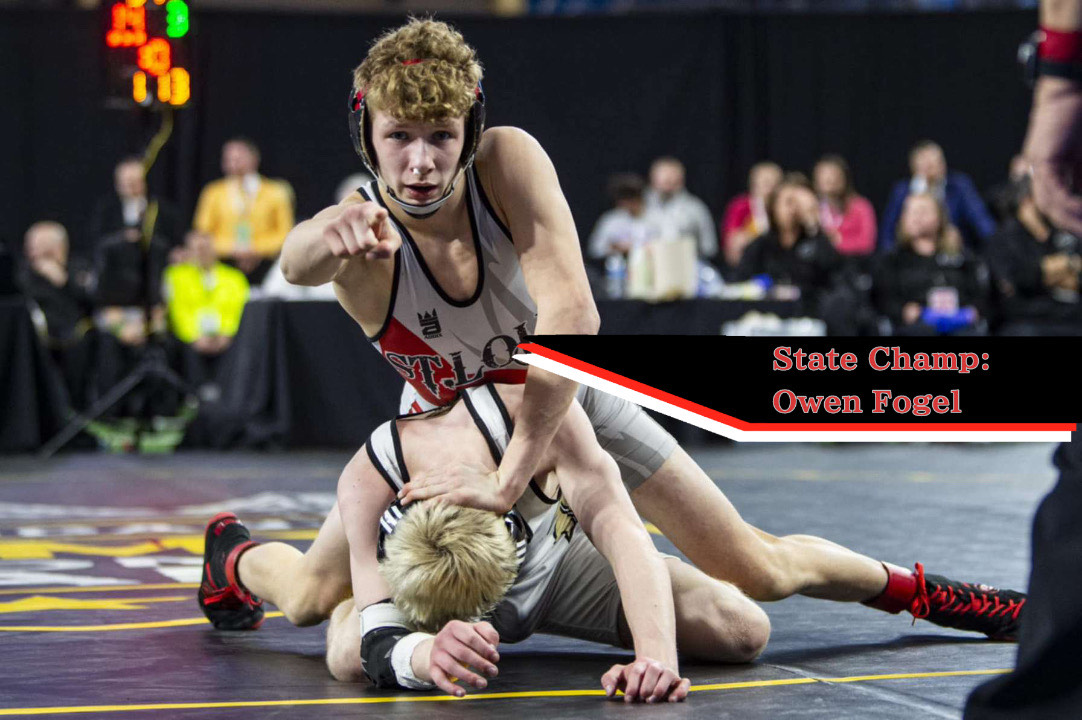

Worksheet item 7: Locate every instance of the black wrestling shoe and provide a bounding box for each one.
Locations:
[909,563,1025,640]
[197,512,264,631]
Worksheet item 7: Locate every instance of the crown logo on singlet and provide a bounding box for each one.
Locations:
[418,310,442,339]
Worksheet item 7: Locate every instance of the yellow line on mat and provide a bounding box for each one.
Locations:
[0,669,1010,715]
[0,612,284,632]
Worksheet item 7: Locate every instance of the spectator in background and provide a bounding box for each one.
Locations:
[89,219,174,429]
[261,173,373,300]
[586,173,662,261]
[736,174,844,317]
[985,154,1031,224]
[163,230,249,390]
[193,138,294,284]
[19,221,95,409]
[880,140,997,251]
[986,177,1082,335]
[720,161,782,271]
[89,157,182,255]
[874,193,989,335]
[645,156,718,261]
[813,154,877,257]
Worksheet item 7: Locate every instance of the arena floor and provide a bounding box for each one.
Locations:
[0,442,1054,719]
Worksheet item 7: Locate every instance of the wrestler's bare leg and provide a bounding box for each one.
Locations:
[612,558,769,663]
[235,451,366,626]
[668,558,771,662]
[631,448,888,603]
[326,598,365,682]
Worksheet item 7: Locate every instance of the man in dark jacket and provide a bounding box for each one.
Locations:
[880,141,997,251]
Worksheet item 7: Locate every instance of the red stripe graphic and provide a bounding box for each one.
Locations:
[518,342,1076,433]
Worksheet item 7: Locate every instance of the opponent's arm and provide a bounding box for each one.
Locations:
[485,128,600,511]
[338,456,499,696]
[549,402,688,703]
[280,197,401,286]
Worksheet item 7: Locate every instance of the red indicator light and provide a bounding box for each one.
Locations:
[106,3,146,48]
[137,38,171,77]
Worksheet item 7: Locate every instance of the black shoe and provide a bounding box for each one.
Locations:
[910,563,1025,640]
[197,512,264,630]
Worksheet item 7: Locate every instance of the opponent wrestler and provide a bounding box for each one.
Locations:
[328,382,769,700]
[199,18,1025,643]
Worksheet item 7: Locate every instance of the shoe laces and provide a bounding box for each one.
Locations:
[909,562,1024,623]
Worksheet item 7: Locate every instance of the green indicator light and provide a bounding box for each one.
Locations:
[166,0,189,38]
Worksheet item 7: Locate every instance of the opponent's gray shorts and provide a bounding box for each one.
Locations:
[578,386,678,492]
[495,529,627,648]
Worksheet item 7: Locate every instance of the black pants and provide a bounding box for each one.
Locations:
[964,435,1082,719]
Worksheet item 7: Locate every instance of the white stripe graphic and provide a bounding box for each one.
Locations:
[514,353,1071,444]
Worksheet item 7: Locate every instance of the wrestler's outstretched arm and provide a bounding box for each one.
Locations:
[336,456,501,697]
[280,195,401,286]
[544,401,690,703]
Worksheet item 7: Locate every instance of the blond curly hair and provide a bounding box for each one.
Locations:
[380,501,518,634]
[353,18,483,123]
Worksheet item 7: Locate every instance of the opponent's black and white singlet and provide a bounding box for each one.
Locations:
[364,385,579,641]
[359,169,537,414]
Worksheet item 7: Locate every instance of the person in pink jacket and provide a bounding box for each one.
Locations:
[813,154,877,257]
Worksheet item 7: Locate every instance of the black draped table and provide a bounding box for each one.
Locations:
[207,297,798,449]
[2,297,800,452]
[0,297,66,452]
[204,299,403,449]
[596,298,798,334]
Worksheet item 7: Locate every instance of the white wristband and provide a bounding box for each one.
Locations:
[391,631,436,690]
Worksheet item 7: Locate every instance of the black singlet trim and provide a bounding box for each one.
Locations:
[476,385,555,506]
[359,183,401,342]
[365,438,402,494]
[390,420,411,485]
[470,166,514,244]
[373,180,485,308]
[485,383,514,435]
[462,388,505,467]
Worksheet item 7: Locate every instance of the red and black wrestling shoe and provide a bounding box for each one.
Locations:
[909,563,1026,641]
[197,512,264,631]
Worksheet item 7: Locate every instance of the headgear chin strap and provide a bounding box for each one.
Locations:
[348,80,486,219]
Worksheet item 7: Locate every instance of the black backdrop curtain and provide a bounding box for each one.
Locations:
[0,9,1034,260]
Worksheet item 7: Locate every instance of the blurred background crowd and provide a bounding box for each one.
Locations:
[0,0,1066,451]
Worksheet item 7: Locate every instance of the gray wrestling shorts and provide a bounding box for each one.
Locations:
[494,529,627,648]
[577,386,678,492]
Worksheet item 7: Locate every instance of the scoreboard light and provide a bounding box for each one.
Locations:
[104,0,192,108]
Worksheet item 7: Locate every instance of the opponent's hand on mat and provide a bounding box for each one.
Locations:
[428,620,501,697]
[1025,77,1082,237]
[399,462,510,514]
[322,202,402,261]
[601,658,690,703]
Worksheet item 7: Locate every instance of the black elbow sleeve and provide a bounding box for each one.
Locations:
[361,625,409,689]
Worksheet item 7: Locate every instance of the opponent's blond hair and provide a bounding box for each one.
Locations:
[380,501,518,633]
[352,18,483,123]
